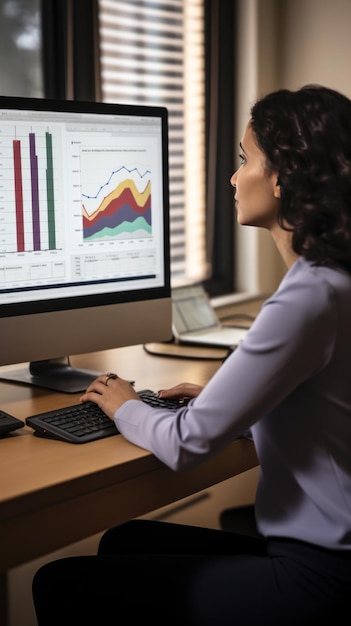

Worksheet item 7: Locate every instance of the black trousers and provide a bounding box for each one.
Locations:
[32,519,351,625]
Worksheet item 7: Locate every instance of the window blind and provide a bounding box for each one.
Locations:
[98,0,206,284]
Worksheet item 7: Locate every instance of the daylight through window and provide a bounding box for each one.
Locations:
[98,0,207,284]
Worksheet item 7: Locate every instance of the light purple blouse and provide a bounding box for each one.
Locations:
[115,257,351,550]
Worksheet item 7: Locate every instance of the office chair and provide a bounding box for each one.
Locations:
[219,503,261,538]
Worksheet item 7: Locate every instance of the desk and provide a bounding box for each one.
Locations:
[0,342,258,624]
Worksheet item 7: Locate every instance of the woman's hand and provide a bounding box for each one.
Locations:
[80,376,203,421]
[158,382,203,402]
[80,374,140,420]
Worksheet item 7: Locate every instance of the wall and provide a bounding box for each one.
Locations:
[278,0,351,92]
[235,0,351,294]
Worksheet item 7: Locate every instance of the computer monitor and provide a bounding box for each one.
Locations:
[0,95,172,393]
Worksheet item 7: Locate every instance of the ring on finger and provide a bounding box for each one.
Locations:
[105,372,118,386]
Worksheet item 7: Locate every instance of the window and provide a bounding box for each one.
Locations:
[0,0,237,297]
[98,0,207,285]
[0,0,42,97]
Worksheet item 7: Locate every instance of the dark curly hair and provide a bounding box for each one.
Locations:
[250,85,351,272]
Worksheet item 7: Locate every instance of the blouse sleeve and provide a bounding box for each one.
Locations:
[114,266,337,471]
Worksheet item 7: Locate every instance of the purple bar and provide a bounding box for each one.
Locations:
[29,132,41,250]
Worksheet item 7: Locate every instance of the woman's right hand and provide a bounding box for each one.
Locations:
[157,383,203,402]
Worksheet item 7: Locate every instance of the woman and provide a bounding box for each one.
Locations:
[32,85,351,625]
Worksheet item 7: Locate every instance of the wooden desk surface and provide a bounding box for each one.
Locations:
[0,344,258,573]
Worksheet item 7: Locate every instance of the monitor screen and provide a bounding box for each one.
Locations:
[0,95,172,392]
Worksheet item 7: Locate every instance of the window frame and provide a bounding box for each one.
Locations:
[40,0,237,298]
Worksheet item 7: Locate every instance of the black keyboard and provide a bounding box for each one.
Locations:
[25,389,186,444]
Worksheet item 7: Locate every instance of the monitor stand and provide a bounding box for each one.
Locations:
[0,357,100,394]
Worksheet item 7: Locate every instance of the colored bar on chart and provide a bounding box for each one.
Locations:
[45,131,56,250]
[12,139,25,252]
[29,132,41,251]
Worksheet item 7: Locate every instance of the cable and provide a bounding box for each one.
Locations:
[220,313,256,328]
